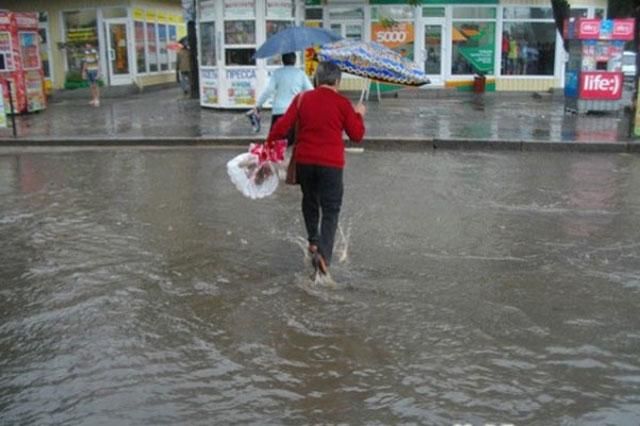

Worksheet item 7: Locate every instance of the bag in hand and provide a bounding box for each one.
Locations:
[285,93,305,186]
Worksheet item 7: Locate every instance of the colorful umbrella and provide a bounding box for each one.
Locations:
[318,40,431,87]
[255,26,342,59]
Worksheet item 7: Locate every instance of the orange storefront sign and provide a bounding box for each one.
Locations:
[371,22,414,55]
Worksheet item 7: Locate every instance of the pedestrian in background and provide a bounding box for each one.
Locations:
[81,43,100,107]
[267,61,366,276]
[176,40,192,95]
[254,52,313,145]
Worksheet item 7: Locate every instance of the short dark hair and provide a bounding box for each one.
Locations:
[282,52,296,65]
[315,61,341,86]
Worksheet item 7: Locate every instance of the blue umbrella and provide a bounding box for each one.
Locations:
[255,26,342,59]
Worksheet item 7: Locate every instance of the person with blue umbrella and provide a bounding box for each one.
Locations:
[250,26,342,141]
[252,52,313,144]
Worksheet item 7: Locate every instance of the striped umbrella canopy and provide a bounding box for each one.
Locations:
[318,40,430,87]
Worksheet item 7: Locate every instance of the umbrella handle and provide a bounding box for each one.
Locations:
[359,79,370,104]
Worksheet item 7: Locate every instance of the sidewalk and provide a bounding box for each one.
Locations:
[1,86,638,152]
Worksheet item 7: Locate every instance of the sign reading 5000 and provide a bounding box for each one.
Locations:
[371,22,414,60]
[375,30,408,43]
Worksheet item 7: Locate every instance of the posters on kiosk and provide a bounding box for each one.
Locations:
[0,84,6,128]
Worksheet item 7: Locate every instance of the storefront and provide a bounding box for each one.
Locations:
[196,0,608,109]
[2,0,186,91]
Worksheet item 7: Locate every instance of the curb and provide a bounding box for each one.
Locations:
[0,136,636,153]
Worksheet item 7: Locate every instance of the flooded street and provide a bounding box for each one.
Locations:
[1,147,640,425]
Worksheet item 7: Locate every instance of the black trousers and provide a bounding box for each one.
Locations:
[297,164,343,265]
[270,114,295,147]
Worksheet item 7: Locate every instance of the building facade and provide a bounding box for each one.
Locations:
[196,0,608,109]
[2,0,186,91]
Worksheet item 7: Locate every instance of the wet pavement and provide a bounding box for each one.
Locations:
[0,86,637,149]
[1,147,640,425]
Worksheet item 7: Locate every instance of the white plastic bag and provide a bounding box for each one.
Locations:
[227,152,280,199]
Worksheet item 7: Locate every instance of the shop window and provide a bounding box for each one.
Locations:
[200,21,217,66]
[135,21,146,73]
[266,0,294,19]
[452,7,496,20]
[595,8,605,19]
[224,0,256,19]
[62,10,98,74]
[102,7,128,19]
[328,7,364,20]
[372,6,414,21]
[158,24,168,71]
[501,22,555,76]
[305,8,323,21]
[451,22,495,75]
[38,13,51,79]
[224,21,255,44]
[423,7,445,18]
[19,32,40,70]
[225,48,256,66]
[0,32,13,71]
[146,22,158,72]
[169,25,177,70]
[570,8,588,18]
[503,7,553,20]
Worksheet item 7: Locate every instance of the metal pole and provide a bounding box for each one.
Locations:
[188,0,199,99]
[7,80,17,138]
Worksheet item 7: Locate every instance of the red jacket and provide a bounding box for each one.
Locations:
[267,86,365,169]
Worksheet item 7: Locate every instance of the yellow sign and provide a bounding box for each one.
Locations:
[304,21,321,78]
[157,11,168,23]
[133,8,144,21]
[177,24,187,39]
[146,10,157,21]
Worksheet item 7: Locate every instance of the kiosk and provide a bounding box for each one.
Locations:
[564,18,634,114]
[0,11,46,114]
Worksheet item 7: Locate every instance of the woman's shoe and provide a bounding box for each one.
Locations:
[312,252,328,275]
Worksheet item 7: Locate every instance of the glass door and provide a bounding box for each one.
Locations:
[424,24,444,84]
[104,19,131,85]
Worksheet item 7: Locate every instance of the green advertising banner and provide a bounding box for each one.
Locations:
[458,46,494,73]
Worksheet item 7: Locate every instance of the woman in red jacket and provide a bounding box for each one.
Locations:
[267,61,366,275]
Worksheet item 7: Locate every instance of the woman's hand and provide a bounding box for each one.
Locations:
[354,102,366,117]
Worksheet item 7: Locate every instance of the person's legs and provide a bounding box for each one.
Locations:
[317,167,343,265]
[297,164,320,249]
[87,71,99,106]
[180,72,190,94]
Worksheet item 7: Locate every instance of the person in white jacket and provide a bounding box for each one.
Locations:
[253,52,313,145]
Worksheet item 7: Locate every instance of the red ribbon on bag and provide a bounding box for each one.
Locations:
[250,140,287,165]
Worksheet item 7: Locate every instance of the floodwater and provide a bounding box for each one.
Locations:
[1,147,640,425]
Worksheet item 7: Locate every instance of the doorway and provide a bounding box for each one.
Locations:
[104,19,131,85]
[424,23,444,84]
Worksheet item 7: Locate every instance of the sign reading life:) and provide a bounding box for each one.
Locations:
[579,71,623,100]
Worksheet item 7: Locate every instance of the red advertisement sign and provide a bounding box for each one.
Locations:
[579,72,623,100]
[576,19,600,39]
[574,18,635,41]
[612,19,635,40]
